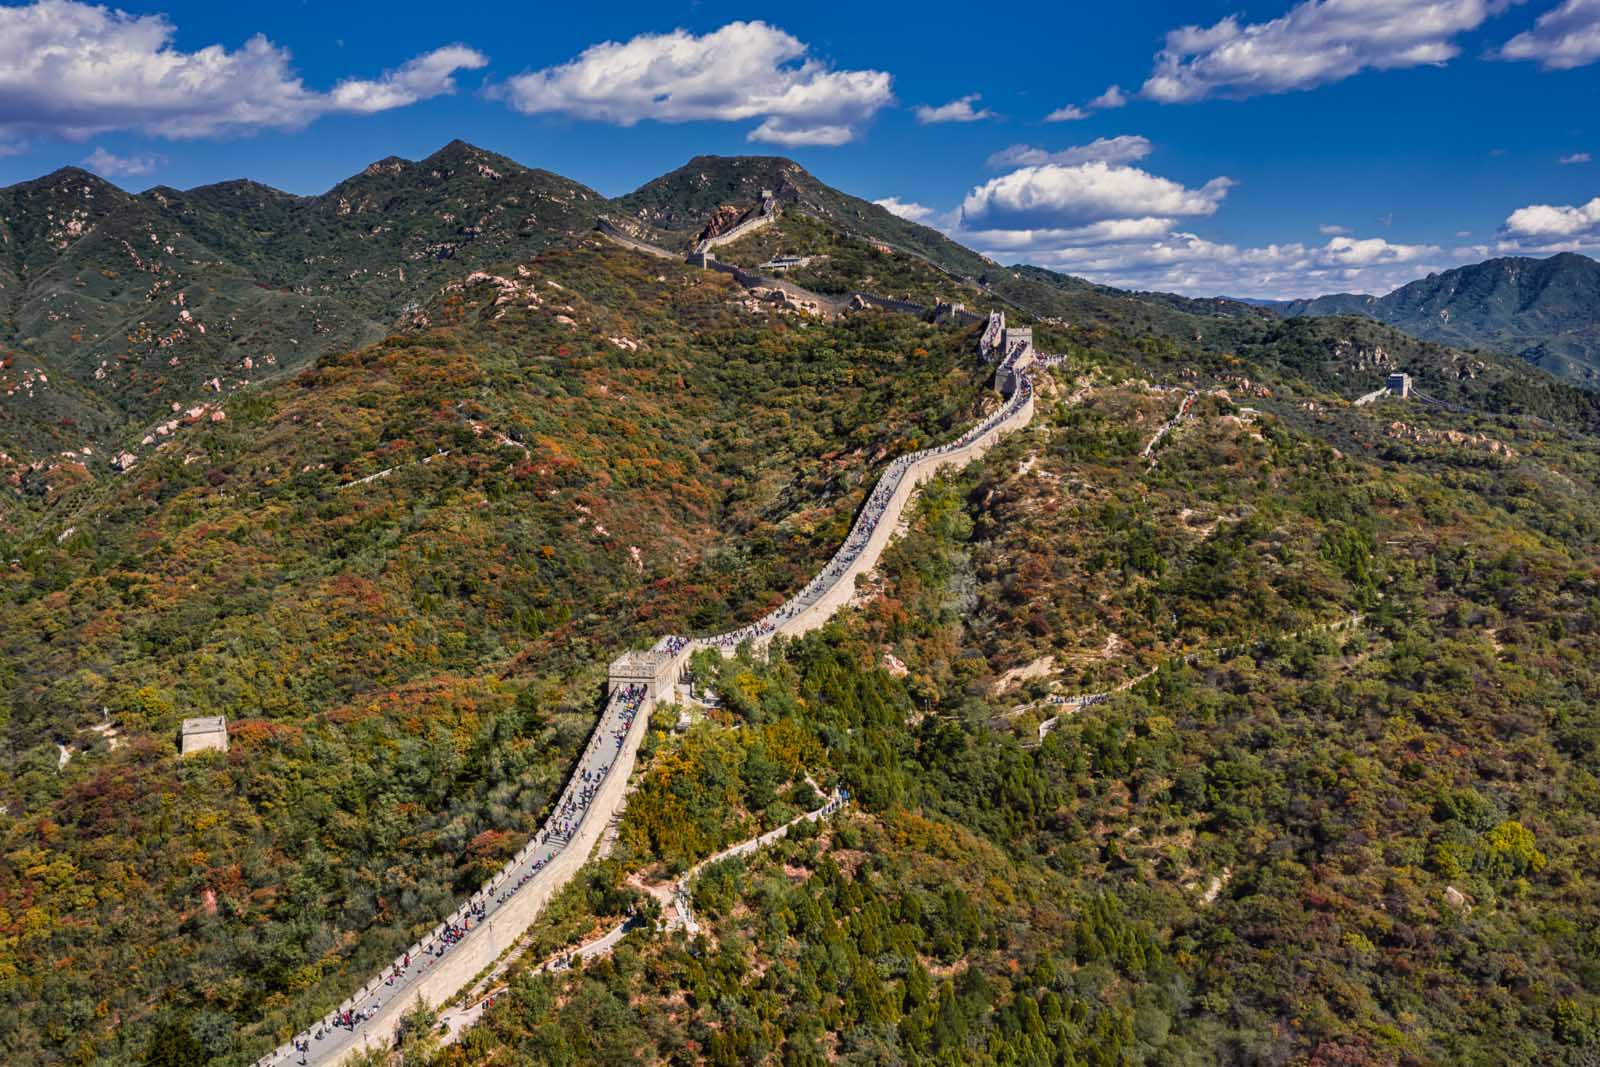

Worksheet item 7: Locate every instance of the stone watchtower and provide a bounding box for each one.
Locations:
[1386,372,1412,398]
[997,326,1036,396]
[180,716,228,756]
[607,650,683,701]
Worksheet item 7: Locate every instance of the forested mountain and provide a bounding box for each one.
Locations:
[1281,252,1600,386]
[0,141,600,467]
[3,144,1600,1067]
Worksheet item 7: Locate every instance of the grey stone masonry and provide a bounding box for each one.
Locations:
[180,716,228,756]
[997,327,1036,396]
[1387,372,1412,398]
[262,219,1057,1067]
[607,650,684,701]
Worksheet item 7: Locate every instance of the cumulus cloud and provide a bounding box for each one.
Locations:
[1043,104,1088,121]
[0,0,486,141]
[81,146,162,176]
[1502,195,1600,239]
[1499,0,1600,69]
[1319,223,1352,234]
[1319,234,1441,265]
[1139,0,1519,103]
[979,230,1456,298]
[985,135,1153,169]
[873,165,1463,298]
[958,216,1178,249]
[960,161,1233,231]
[914,93,993,124]
[874,196,937,223]
[327,44,489,113]
[497,21,892,146]
[1560,151,1592,164]
[1089,85,1128,109]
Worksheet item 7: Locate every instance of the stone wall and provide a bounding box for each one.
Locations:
[593,219,681,261]
[313,684,657,1065]
[697,212,775,253]
[262,222,1048,1065]
[180,716,228,756]
[766,390,1033,646]
[851,292,930,317]
[608,649,685,701]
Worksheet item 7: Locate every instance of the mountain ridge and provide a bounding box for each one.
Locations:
[5,140,1599,498]
[1280,251,1600,385]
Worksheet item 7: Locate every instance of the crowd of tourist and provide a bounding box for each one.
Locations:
[264,682,649,1066]
[263,314,1038,1067]
[693,338,1033,655]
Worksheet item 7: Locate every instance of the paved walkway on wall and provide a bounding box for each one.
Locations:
[260,263,1045,1067]
[262,686,648,1066]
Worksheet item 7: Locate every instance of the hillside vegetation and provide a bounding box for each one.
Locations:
[0,240,993,1066]
[1281,253,1600,387]
[416,336,1600,1067]
[2,145,1599,1067]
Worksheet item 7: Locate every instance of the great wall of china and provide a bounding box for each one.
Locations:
[259,213,1058,1067]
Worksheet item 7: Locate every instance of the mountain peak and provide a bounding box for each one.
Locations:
[10,165,127,196]
[1283,250,1600,384]
[431,137,480,156]
[421,139,514,168]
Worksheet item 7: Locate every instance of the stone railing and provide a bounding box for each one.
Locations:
[259,683,652,1066]
[667,322,1037,658]
[269,227,1058,1066]
[593,219,681,261]
[695,211,776,254]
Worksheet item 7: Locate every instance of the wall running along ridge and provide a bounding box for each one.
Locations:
[260,258,1046,1066]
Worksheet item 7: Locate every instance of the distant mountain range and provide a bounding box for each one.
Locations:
[5,140,1599,482]
[1276,252,1600,386]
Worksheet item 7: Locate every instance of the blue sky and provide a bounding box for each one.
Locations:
[1,0,1597,297]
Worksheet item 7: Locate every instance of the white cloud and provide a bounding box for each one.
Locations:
[1319,234,1441,265]
[1043,104,1088,121]
[1560,151,1592,164]
[1140,0,1520,103]
[0,1,486,141]
[1502,195,1600,238]
[1499,0,1600,69]
[960,161,1233,230]
[1089,85,1128,109]
[959,216,1178,249]
[880,164,1468,298]
[874,196,936,223]
[81,146,162,176]
[327,44,489,113]
[979,230,1457,299]
[1457,229,1474,237]
[1319,223,1351,234]
[751,122,858,147]
[497,21,892,146]
[914,93,993,124]
[986,135,1153,169]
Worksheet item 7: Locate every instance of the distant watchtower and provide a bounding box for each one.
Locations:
[1387,372,1412,398]
[180,716,228,756]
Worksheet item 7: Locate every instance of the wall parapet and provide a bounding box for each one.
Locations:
[261,225,1053,1064]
